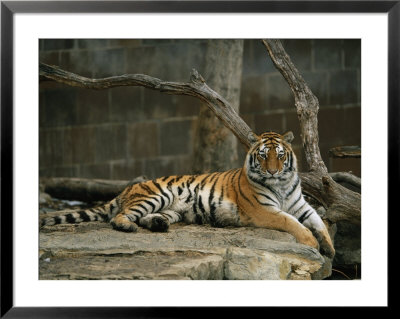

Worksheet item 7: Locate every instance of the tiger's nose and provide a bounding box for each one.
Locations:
[267,169,278,175]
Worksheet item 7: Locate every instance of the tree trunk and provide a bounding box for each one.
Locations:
[192,40,244,173]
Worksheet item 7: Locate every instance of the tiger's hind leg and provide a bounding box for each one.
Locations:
[138,210,182,232]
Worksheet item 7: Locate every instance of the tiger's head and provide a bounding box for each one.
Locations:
[245,131,297,184]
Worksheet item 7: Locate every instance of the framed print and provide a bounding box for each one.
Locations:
[1,0,396,316]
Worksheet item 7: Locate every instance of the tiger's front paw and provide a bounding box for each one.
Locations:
[297,228,319,250]
[319,238,335,259]
[313,229,336,259]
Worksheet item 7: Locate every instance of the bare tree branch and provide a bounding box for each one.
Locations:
[329,146,361,158]
[262,39,327,174]
[329,172,361,190]
[298,172,360,225]
[40,62,257,148]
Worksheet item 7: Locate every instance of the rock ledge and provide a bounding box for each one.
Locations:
[39,222,331,280]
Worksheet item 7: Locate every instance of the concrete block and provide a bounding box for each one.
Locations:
[42,39,75,51]
[343,39,361,69]
[109,86,145,122]
[63,126,96,165]
[127,122,159,158]
[254,113,284,135]
[76,89,109,125]
[80,163,111,179]
[314,39,342,70]
[111,160,144,180]
[329,70,359,105]
[95,124,127,162]
[159,119,193,156]
[43,88,77,127]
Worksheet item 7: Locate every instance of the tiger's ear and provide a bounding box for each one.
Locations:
[282,131,294,144]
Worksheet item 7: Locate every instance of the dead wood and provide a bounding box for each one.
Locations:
[192,40,244,173]
[329,172,361,190]
[329,146,361,158]
[262,39,360,225]
[40,176,147,202]
[40,62,257,149]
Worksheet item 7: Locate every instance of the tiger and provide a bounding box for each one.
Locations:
[40,131,335,258]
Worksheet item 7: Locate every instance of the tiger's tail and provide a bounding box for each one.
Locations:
[40,198,119,228]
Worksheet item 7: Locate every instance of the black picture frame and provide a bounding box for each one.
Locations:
[1,0,395,317]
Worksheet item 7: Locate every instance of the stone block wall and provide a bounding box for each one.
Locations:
[39,39,361,180]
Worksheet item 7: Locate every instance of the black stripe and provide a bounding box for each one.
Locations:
[219,186,224,205]
[54,216,62,225]
[198,195,206,214]
[209,175,219,213]
[174,175,183,183]
[142,199,156,211]
[78,211,91,222]
[159,212,169,219]
[286,177,300,197]
[158,195,165,209]
[152,181,171,205]
[97,211,110,221]
[237,170,254,207]
[199,174,212,190]
[161,176,170,182]
[256,192,279,205]
[247,169,268,187]
[193,183,200,208]
[187,175,197,185]
[178,187,183,195]
[192,202,198,214]
[136,203,149,212]
[263,183,282,202]
[131,193,148,200]
[287,194,301,212]
[129,208,143,217]
[185,188,192,203]
[298,210,312,223]
[210,203,216,224]
[65,213,75,224]
[229,169,241,186]
[130,196,159,206]
[218,171,230,205]
[139,183,156,195]
[253,195,275,207]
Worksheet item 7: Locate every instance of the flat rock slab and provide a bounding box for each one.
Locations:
[39,222,331,280]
